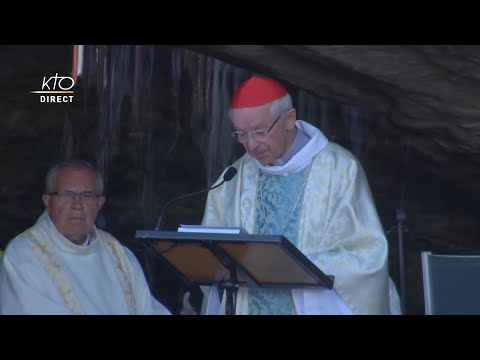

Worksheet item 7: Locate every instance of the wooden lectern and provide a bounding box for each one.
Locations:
[135,230,334,315]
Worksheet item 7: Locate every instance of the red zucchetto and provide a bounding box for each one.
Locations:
[230,76,288,108]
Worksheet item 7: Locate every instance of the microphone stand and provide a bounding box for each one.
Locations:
[154,187,216,231]
[222,269,239,316]
[153,167,237,231]
[150,166,238,314]
[205,242,240,315]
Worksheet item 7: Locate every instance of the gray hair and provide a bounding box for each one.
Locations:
[45,159,104,195]
[269,93,293,118]
[228,93,294,121]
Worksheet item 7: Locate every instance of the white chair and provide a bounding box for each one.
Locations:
[421,251,480,315]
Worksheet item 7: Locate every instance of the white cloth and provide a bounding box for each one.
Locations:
[255,120,328,175]
[0,211,170,315]
[202,121,392,315]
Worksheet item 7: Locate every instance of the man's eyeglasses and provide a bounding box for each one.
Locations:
[231,112,283,144]
[47,191,101,202]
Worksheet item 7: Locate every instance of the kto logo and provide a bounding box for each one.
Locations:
[30,73,75,103]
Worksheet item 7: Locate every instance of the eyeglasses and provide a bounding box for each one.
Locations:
[47,191,101,202]
[231,112,283,144]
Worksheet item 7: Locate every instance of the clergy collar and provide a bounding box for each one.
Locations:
[254,120,328,176]
[81,232,94,247]
[271,123,311,166]
[37,211,99,254]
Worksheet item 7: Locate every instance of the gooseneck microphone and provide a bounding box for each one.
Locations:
[153,167,238,231]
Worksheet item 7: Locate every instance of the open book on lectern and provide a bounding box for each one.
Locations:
[135,227,334,290]
[177,224,248,234]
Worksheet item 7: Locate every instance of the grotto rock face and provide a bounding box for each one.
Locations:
[181,45,480,314]
[182,45,480,196]
[2,45,480,314]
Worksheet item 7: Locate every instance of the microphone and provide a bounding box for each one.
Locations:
[153,167,238,231]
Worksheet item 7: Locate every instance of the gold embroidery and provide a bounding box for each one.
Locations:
[29,227,137,314]
[103,236,136,314]
[29,228,87,315]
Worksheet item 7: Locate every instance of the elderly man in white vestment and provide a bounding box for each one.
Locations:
[201,76,401,315]
[0,159,170,315]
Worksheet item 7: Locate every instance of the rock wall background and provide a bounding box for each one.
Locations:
[1,45,479,314]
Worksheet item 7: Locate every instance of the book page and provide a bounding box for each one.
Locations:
[178,224,248,234]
